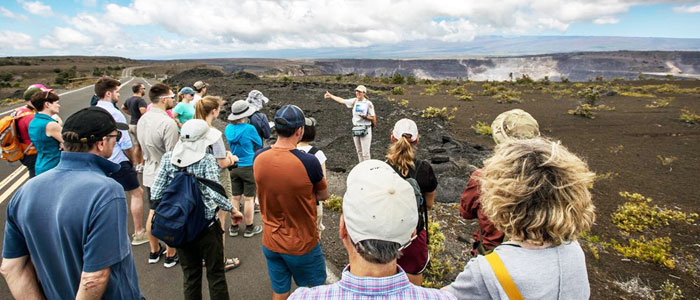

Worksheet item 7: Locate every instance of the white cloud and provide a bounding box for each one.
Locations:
[19,0,53,15]
[53,27,93,45]
[69,14,123,42]
[0,30,33,50]
[1,6,28,20]
[95,0,656,52]
[38,38,61,49]
[673,4,700,13]
[593,16,621,25]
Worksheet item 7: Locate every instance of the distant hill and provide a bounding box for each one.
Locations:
[197,51,700,81]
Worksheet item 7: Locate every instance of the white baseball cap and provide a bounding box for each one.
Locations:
[171,119,221,167]
[354,85,367,93]
[392,118,419,142]
[343,160,418,246]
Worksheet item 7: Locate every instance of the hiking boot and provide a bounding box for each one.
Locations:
[229,225,239,237]
[164,254,179,268]
[148,243,166,264]
[131,230,148,246]
[243,225,262,238]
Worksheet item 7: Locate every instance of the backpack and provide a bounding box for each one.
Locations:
[0,110,36,162]
[151,167,226,247]
[404,159,430,246]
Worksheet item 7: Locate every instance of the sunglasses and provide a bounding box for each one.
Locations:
[159,94,176,99]
[105,131,122,141]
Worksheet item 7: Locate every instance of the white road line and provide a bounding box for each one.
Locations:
[0,165,26,192]
[0,170,28,204]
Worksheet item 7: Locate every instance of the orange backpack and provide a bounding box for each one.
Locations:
[0,110,37,162]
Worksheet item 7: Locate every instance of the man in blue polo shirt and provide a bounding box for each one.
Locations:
[1,106,142,299]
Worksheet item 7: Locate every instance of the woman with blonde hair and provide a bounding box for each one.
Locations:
[173,87,196,127]
[385,118,437,286]
[195,95,242,272]
[324,85,376,162]
[444,137,595,300]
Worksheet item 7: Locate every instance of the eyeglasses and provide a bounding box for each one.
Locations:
[105,131,122,141]
[159,94,176,99]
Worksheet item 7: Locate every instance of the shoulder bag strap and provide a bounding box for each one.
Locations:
[485,252,525,300]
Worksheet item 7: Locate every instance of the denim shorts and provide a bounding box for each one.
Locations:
[262,243,326,294]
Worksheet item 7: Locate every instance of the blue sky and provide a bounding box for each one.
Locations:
[1,1,699,59]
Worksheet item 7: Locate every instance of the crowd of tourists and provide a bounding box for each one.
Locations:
[1,78,595,300]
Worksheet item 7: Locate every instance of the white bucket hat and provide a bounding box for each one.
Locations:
[343,160,418,246]
[227,100,255,121]
[171,119,221,167]
[246,90,269,111]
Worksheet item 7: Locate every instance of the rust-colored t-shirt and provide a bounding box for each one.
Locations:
[254,146,328,255]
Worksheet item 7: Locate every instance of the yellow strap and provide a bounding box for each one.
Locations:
[485,252,525,300]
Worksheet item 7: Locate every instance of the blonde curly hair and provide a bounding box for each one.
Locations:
[479,137,596,246]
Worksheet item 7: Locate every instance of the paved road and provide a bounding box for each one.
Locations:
[0,78,280,299]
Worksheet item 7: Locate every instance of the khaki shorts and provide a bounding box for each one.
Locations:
[219,168,233,199]
[230,166,256,197]
[128,124,139,145]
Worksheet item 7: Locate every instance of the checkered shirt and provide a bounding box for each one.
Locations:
[289,265,457,300]
[150,152,232,220]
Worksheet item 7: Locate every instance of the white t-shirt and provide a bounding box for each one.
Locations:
[343,98,375,126]
[297,145,327,165]
[192,94,203,106]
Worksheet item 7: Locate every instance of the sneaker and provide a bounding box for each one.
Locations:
[148,244,166,264]
[135,164,144,173]
[131,231,149,246]
[164,254,179,268]
[229,225,239,237]
[243,225,263,238]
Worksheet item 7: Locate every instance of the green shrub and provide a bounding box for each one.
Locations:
[406,75,416,85]
[646,97,673,108]
[658,280,684,300]
[399,99,409,107]
[421,85,439,96]
[620,91,656,98]
[680,108,700,124]
[421,106,457,121]
[515,74,534,85]
[611,236,675,269]
[449,86,473,101]
[492,89,522,104]
[568,104,615,119]
[391,86,405,95]
[577,86,602,105]
[471,121,492,136]
[423,221,462,288]
[324,194,343,212]
[611,192,697,233]
[391,73,405,84]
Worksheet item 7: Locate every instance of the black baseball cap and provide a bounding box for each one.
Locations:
[62,107,128,143]
[274,105,305,130]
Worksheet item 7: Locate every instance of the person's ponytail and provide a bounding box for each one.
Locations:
[385,135,415,177]
[195,96,221,120]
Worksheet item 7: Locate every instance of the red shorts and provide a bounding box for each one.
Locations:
[397,229,429,274]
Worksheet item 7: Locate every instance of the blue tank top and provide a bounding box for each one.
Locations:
[28,113,61,176]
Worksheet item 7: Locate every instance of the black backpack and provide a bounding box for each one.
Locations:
[151,167,226,247]
[392,159,430,247]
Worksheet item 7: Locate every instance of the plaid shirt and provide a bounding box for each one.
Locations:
[289,265,456,300]
[150,152,232,220]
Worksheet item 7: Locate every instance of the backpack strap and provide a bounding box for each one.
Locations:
[485,252,525,300]
[308,146,319,155]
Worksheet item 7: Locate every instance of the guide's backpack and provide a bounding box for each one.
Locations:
[151,167,226,247]
[0,110,36,162]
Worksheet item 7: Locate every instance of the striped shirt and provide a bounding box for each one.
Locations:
[289,265,456,300]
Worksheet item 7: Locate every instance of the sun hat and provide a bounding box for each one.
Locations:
[171,119,221,167]
[62,107,128,144]
[354,85,367,93]
[343,160,418,246]
[23,84,53,101]
[392,118,419,142]
[227,100,255,121]
[491,109,540,145]
[274,104,305,130]
[246,90,269,111]
[193,81,209,90]
[304,117,317,127]
[179,87,196,95]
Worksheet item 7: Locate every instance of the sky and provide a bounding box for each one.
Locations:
[0,0,699,59]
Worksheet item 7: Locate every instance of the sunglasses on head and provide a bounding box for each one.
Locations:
[159,94,176,99]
